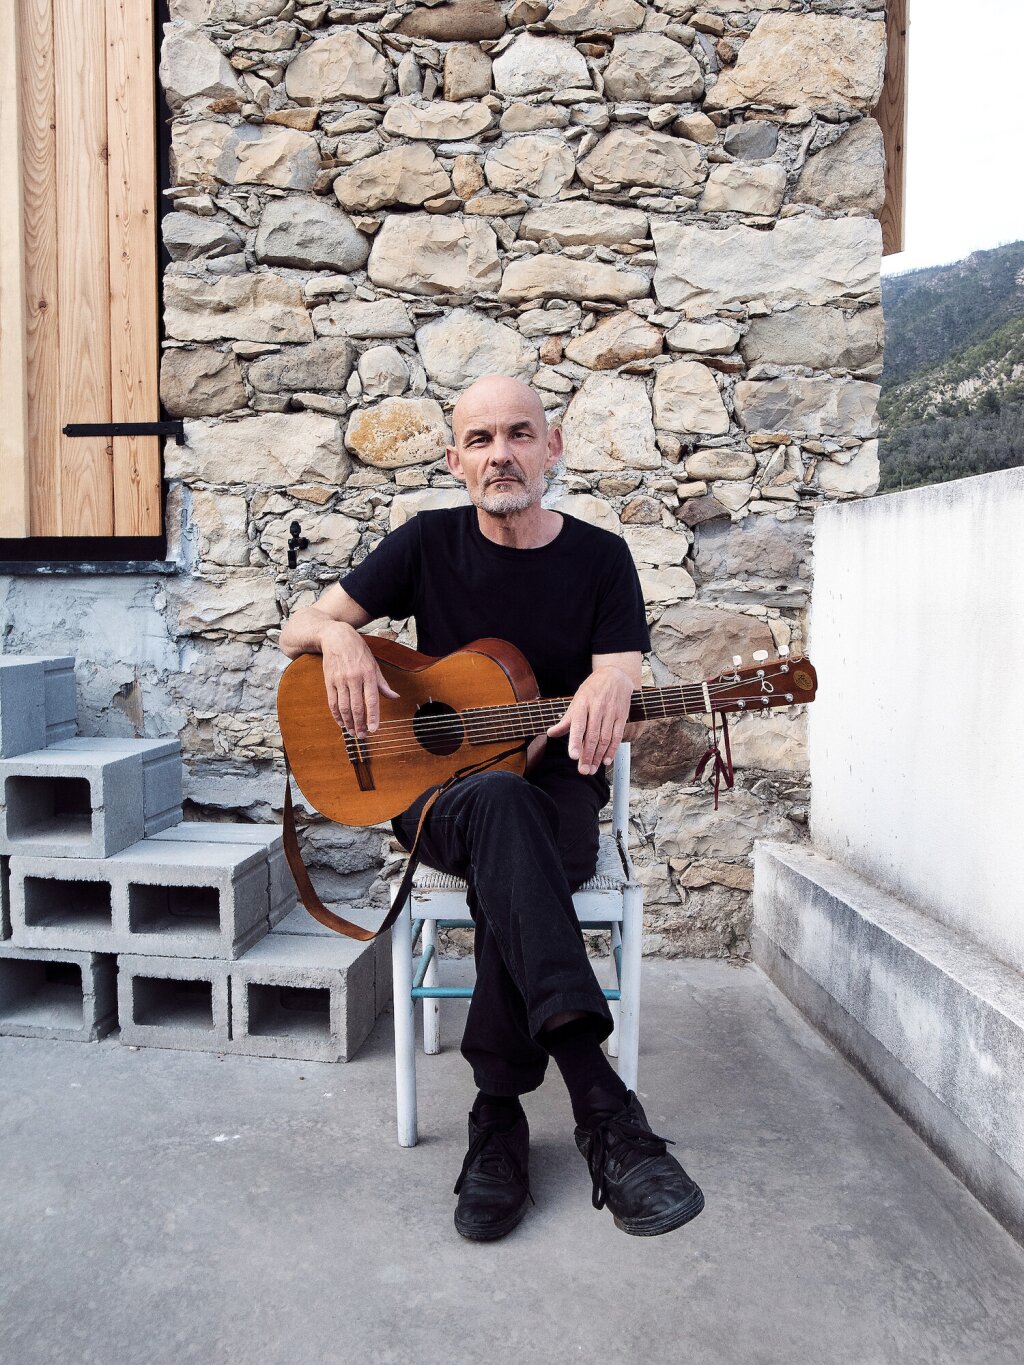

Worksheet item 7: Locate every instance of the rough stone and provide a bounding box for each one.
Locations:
[701,162,787,215]
[638,566,696,603]
[546,0,645,32]
[170,0,287,20]
[162,212,243,262]
[345,398,449,469]
[674,112,718,146]
[518,202,648,247]
[492,35,591,97]
[311,299,414,340]
[357,347,410,399]
[333,144,453,212]
[368,214,501,298]
[389,488,470,528]
[652,217,882,316]
[171,573,280,636]
[816,440,880,497]
[564,312,662,369]
[164,273,313,343]
[551,493,620,536]
[630,717,709,786]
[500,103,571,134]
[397,1,507,42]
[604,34,704,103]
[794,119,886,214]
[740,305,884,376]
[285,31,392,103]
[723,120,779,160]
[160,346,247,417]
[188,489,250,567]
[171,120,321,190]
[517,304,583,338]
[666,319,741,355]
[382,99,493,142]
[726,710,808,774]
[160,23,243,110]
[247,338,355,393]
[452,155,486,200]
[684,448,756,481]
[705,14,887,112]
[623,524,690,567]
[260,510,361,566]
[693,514,811,586]
[579,127,705,193]
[170,413,349,484]
[560,374,659,472]
[415,309,536,388]
[655,785,790,861]
[485,136,575,198]
[444,45,492,100]
[498,254,648,304]
[653,361,730,436]
[652,603,775,682]
[254,197,370,272]
[734,377,880,439]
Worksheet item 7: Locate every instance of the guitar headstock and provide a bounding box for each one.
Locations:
[707,650,817,714]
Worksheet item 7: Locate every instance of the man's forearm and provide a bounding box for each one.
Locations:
[279,607,356,659]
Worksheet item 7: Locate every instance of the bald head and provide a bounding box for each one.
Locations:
[451,375,547,445]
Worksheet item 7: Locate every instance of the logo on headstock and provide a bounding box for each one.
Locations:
[793,668,814,692]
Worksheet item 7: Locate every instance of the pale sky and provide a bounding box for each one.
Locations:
[880,0,1024,277]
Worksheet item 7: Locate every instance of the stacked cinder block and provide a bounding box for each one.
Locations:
[0,654,388,1060]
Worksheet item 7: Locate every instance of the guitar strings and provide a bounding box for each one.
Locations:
[329,692,797,760]
[330,667,799,740]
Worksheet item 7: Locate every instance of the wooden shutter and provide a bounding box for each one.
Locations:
[0,0,161,540]
[875,0,908,257]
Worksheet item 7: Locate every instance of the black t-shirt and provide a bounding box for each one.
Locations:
[339,505,651,802]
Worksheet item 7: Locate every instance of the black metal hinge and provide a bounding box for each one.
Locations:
[63,421,185,445]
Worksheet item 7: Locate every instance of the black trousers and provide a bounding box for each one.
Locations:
[391,750,614,1096]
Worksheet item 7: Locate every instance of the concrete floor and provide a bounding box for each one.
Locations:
[2,960,1023,1365]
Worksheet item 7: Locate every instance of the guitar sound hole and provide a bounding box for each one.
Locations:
[413,700,465,757]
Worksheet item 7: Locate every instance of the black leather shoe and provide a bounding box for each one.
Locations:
[574,1091,705,1237]
[453,1109,533,1242]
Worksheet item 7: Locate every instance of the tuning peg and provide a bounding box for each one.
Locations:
[778,645,790,657]
[752,650,769,662]
[732,655,743,667]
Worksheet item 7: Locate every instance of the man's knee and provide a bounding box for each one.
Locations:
[466,769,559,834]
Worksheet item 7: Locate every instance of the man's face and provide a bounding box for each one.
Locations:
[447,378,563,516]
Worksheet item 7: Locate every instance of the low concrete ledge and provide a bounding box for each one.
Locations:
[753,841,1024,1245]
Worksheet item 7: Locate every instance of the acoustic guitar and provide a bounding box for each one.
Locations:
[277,636,818,829]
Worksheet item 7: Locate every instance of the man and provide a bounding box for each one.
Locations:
[279,375,704,1241]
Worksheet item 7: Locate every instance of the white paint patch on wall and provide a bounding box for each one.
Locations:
[808,467,1024,973]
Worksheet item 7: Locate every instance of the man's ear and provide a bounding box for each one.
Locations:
[545,422,564,471]
[445,445,466,482]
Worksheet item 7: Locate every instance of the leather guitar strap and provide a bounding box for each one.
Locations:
[281,739,530,943]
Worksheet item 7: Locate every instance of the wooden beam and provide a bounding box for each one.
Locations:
[875,0,908,257]
[55,0,114,536]
[106,0,161,537]
[0,0,31,537]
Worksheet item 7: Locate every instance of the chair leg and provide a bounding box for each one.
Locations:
[617,885,643,1093]
[607,921,621,1059]
[391,896,418,1147]
[423,918,441,1055]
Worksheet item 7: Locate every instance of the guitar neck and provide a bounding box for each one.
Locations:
[466,685,707,742]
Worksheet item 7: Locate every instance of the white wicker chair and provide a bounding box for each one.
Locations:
[389,742,643,1147]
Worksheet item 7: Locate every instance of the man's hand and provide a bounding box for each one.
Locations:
[546,665,636,776]
[320,621,399,738]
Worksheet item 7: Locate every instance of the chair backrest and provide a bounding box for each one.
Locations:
[611,741,631,845]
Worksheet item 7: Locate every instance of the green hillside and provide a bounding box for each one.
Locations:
[878,241,1024,490]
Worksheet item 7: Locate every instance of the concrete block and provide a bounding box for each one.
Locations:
[150,820,296,922]
[753,840,1024,1246]
[1,855,9,939]
[0,737,183,858]
[118,953,230,1052]
[0,944,116,1041]
[230,927,381,1062]
[110,839,273,960]
[0,654,76,758]
[8,838,277,959]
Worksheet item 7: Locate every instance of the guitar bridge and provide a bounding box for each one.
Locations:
[344,732,375,791]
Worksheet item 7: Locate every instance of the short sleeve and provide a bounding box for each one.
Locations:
[338,516,421,623]
[590,536,651,655]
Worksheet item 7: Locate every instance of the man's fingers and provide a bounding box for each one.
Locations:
[362,674,379,733]
[580,710,614,774]
[376,665,400,700]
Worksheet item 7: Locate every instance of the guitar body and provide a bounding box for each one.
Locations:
[277,637,541,827]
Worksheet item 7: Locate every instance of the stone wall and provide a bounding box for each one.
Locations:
[6,0,890,957]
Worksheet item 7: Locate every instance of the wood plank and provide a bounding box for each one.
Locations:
[106,0,161,537]
[875,0,908,257]
[55,0,114,535]
[0,0,31,537]
[19,0,62,537]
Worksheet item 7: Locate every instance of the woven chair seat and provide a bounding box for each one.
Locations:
[411,831,626,895]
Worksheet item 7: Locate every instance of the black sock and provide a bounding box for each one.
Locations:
[471,1091,525,1130]
[541,1017,629,1127]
